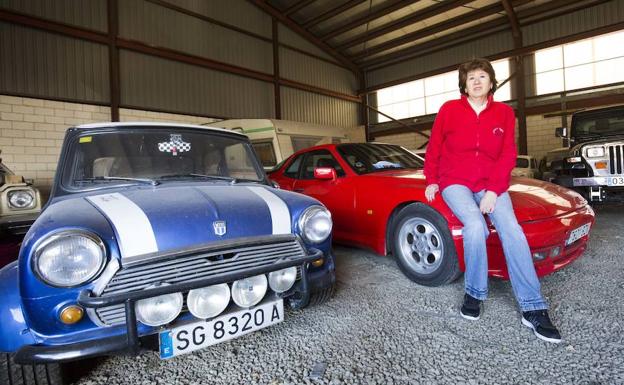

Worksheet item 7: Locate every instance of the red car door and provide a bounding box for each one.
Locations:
[291,150,355,242]
[269,155,302,191]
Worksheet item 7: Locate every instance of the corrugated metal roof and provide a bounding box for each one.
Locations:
[264,0,621,79]
[0,22,109,102]
[281,87,359,128]
[0,0,107,31]
[120,50,274,119]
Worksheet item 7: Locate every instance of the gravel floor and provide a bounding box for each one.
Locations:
[70,205,624,385]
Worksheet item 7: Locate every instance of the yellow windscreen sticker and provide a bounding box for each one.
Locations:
[79,136,92,143]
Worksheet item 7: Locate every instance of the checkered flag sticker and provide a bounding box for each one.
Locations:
[158,134,191,156]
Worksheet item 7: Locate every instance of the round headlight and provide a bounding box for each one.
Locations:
[231,275,267,308]
[586,146,605,158]
[34,232,106,287]
[136,283,183,327]
[8,190,35,209]
[298,206,332,244]
[187,284,231,319]
[268,267,297,293]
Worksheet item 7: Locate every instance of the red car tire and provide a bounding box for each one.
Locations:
[391,203,461,286]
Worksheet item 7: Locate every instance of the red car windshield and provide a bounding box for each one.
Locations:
[337,143,424,175]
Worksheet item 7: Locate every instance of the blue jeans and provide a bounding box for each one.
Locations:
[441,184,548,312]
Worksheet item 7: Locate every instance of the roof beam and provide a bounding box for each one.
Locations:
[249,0,360,75]
[359,0,608,70]
[336,0,474,50]
[361,20,624,94]
[349,1,520,61]
[359,18,508,68]
[320,0,418,41]
[303,0,366,29]
[283,0,316,16]
[501,0,522,43]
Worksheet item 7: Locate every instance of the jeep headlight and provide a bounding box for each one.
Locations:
[34,231,106,287]
[585,146,605,158]
[298,206,332,244]
[8,190,35,209]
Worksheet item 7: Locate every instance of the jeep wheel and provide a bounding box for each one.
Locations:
[0,354,65,385]
[391,203,461,286]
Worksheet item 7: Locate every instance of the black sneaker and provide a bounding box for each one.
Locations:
[460,294,482,320]
[522,310,562,343]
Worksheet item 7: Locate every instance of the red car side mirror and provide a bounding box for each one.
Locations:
[314,167,336,180]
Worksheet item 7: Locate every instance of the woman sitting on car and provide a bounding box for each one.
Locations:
[423,58,562,343]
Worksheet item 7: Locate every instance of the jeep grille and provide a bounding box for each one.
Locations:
[608,145,624,174]
[93,238,306,326]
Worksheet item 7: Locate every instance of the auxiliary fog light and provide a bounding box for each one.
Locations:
[268,267,297,293]
[135,284,183,327]
[532,251,547,261]
[59,305,84,325]
[550,247,561,258]
[187,284,231,319]
[232,275,267,308]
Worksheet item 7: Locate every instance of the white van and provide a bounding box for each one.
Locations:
[212,119,357,170]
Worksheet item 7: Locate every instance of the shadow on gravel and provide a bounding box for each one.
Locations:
[65,357,108,384]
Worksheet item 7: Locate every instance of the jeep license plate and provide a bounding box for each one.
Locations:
[159,299,283,359]
[607,176,624,186]
[565,223,591,246]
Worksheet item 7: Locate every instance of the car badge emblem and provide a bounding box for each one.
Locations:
[213,221,227,236]
[158,134,191,156]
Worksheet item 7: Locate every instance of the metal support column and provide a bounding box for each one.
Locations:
[107,0,120,122]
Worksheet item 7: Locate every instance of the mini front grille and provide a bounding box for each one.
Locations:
[608,144,624,174]
[93,238,306,326]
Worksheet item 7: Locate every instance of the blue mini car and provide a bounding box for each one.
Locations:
[0,122,335,385]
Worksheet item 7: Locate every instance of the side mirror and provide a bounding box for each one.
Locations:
[314,167,336,180]
[555,127,567,138]
[268,179,280,189]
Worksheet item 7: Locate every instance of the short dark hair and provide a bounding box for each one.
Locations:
[458,58,497,96]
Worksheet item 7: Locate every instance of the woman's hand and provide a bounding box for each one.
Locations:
[425,184,439,202]
[479,191,497,214]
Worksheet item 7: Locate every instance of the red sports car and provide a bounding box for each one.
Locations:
[268,143,595,286]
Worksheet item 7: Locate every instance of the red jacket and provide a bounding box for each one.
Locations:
[424,94,517,195]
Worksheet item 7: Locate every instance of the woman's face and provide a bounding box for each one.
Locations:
[465,69,492,99]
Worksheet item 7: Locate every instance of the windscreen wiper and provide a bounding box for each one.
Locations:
[158,173,239,184]
[75,176,160,186]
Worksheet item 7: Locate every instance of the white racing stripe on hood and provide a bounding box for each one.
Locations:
[86,192,158,258]
[246,186,291,234]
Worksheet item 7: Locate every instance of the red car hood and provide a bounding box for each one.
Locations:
[374,170,587,222]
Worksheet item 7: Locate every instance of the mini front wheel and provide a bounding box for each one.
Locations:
[1,354,65,385]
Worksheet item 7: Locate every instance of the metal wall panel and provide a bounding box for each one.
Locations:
[0,23,109,102]
[119,0,273,73]
[523,1,624,46]
[280,47,357,94]
[164,0,272,38]
[278,23,335,62]
[0,0,107,31]
[366,32,514,88]
[281,87,359,128]
[120,50,274,118]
